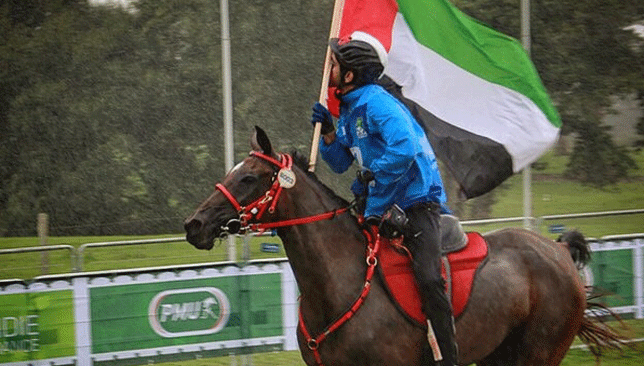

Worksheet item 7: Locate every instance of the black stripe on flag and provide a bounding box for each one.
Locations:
[379,76,513,199]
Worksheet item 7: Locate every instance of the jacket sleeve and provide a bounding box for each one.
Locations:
[319,136,354,174]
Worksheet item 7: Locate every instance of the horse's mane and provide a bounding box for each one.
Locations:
[290,150,350,207]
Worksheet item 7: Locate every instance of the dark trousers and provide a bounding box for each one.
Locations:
[404,203,457,366]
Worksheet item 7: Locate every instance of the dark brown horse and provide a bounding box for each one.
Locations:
[184,127,618,365]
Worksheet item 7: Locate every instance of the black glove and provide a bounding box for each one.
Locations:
[364,214,400,239]
[311,102,334,135]
[357,169,374,184]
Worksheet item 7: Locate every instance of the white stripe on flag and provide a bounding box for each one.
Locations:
[385,13,559,172]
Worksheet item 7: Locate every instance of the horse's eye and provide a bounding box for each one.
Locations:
[240,175,258,184]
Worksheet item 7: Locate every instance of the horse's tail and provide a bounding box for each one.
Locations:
[577,294,629,359]
[558,231,631,359]
[556,230,591,269]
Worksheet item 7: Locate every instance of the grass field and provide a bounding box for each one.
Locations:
[146,320,644,366]
[472,149,644,239]
[0,233,284,279]
[561,319,644,365]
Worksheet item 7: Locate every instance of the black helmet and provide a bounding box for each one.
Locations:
[330,31,388,87]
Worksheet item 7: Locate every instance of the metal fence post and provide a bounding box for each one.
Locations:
[38,213,49,275]
[634,238,643,319]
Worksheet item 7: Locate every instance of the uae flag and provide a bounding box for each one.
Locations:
[327,0,561,199]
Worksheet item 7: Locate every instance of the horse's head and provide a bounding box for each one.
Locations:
[184,126,287,249]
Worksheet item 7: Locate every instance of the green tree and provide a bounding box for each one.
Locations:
[0,0,226,235]
[1,0,101,235]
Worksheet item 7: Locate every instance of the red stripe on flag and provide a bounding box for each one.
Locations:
[338,0,398,51]
[327,0,398,116]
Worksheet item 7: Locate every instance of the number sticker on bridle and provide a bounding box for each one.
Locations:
[278,168,296,188]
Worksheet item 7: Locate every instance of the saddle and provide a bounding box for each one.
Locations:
[377,215,489,326]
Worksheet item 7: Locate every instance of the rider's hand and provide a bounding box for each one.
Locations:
[357,169,374,184]
[311,102,335,135]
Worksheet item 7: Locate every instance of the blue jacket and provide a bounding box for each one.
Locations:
[319,84,448,217]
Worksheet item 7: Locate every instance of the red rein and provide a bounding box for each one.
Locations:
[217,151,378,366]
[299,225,382,366]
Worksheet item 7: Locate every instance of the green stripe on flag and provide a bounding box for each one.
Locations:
[397,0,561,127]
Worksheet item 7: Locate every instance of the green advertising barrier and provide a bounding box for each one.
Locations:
[590,249,634,307]
[0,288,75,363]
[587,237,644,317]
[89,270,283,356]
[0,235,640,366]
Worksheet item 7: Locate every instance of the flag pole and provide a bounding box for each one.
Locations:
[308,0,345,172]
[521,0,533,230]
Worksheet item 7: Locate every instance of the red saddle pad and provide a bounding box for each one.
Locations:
[378,232,488,325]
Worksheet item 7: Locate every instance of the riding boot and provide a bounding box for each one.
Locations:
[419,281,458,366]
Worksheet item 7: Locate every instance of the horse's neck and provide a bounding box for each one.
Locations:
[275,172,368,315]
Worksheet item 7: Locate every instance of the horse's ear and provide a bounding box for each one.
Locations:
[251,126,273,155]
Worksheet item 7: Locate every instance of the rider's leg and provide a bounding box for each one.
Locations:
[405,203,458,366]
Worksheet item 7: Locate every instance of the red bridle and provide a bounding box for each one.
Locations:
[215,151,349,234]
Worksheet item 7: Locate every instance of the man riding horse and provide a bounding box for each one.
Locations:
[309,31,457,366]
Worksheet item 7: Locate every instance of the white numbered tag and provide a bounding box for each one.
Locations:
[277,168,296,188]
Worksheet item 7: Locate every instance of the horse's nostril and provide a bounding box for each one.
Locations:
[184,218,202,235]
